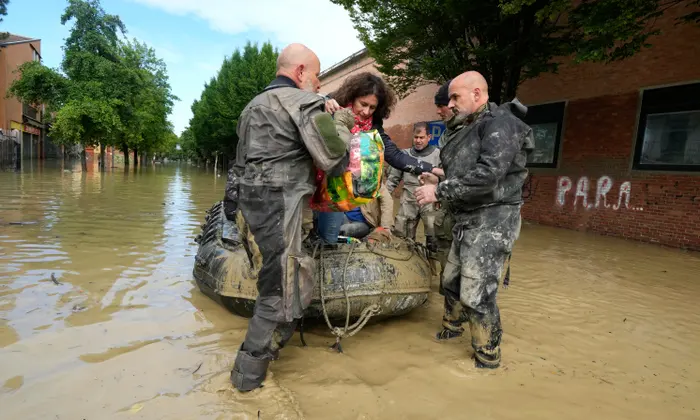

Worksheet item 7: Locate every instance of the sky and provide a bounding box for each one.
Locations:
[1,0,365,135]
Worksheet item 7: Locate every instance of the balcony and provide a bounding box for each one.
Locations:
[22,103,40,121]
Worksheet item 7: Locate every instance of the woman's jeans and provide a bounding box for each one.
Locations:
[315,211,371,243]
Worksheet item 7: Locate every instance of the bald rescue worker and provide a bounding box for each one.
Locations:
[224,43,355,391]
[415,71,534,369]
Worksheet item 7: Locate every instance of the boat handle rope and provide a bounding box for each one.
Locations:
[367,238,430,263]
[312,241,381,353]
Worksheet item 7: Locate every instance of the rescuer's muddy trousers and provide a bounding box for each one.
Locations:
[434,206,465,330]
[393,199,439,244]
[230,181,316,392]
[433,207,455,278]
[440,204,521,368]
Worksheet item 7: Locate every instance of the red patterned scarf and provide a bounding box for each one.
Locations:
[348,104,373,134]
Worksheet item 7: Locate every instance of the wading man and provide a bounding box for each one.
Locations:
[223,43,355,391]
[386,122,442,251]
[415,71,533,368]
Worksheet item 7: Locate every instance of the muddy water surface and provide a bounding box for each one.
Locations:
[1,163,698,420]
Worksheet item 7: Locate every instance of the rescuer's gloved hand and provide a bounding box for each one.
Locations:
[333,108,355,131]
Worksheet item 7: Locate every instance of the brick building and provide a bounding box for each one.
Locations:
[0,34,54,163]
[320,7,700,251]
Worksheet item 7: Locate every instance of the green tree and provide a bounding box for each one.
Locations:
[189,42,278,168]
[332,0,700,103]
[59,0,125,170]
[7,0,176,172]
[177,127,198,160]
[7,61,70,109]
[152,130,179,160]
[0,0,9,40]
[116,39,177,166]
[158,127,199,161]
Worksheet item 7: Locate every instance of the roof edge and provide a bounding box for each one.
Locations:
[0,38,41,47]
[320,48,369,79]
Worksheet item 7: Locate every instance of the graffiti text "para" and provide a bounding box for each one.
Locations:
[556,176,643,211]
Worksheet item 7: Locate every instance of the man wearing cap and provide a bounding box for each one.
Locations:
[434,79,455,148]
[432,80,456,281]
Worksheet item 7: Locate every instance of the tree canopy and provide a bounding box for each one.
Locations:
[7,0,177,168]
[185,42,278,163]
[0,0,9,40]
[331,0,700,103]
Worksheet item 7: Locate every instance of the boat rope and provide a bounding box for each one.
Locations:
[365,238,429,262]
[313,240,381,353]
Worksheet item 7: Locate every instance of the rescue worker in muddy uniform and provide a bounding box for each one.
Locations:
[416,71,534,369]
[386,122,442,251]
[432,80,456,273]
[434,80,515,296]
[223,43,356,392]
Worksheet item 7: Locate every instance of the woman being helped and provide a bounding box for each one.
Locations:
[317,72,443,243]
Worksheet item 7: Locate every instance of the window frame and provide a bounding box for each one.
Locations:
[522,100,566,169]
[633,82,700,172]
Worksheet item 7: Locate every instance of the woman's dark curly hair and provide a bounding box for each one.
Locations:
[330,72,398,122]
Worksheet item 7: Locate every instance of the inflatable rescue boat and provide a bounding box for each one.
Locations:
[193,201,432,323]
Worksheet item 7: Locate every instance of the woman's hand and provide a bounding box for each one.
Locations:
[325,99,342,114]
[419,172,439,185]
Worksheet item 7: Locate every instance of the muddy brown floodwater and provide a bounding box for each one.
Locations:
[1,162,699,420]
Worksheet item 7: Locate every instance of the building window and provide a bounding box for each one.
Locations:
[634,83,700,171]
[22,103,39,121]
[522,101,565,168]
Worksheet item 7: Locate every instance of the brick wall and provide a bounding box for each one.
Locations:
[522,93,700,250]
[518,6,700,251]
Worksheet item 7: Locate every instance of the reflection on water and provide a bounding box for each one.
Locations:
[0,161,699,419]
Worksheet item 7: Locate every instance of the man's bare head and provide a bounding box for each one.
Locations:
[276,43,322,93]
[448,71,489,115]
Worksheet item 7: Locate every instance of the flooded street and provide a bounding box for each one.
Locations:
[1,163,699,420]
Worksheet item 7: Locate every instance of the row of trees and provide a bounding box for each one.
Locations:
[176,42,278,169]
[332,0,700,103]
[8,0,177,170]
